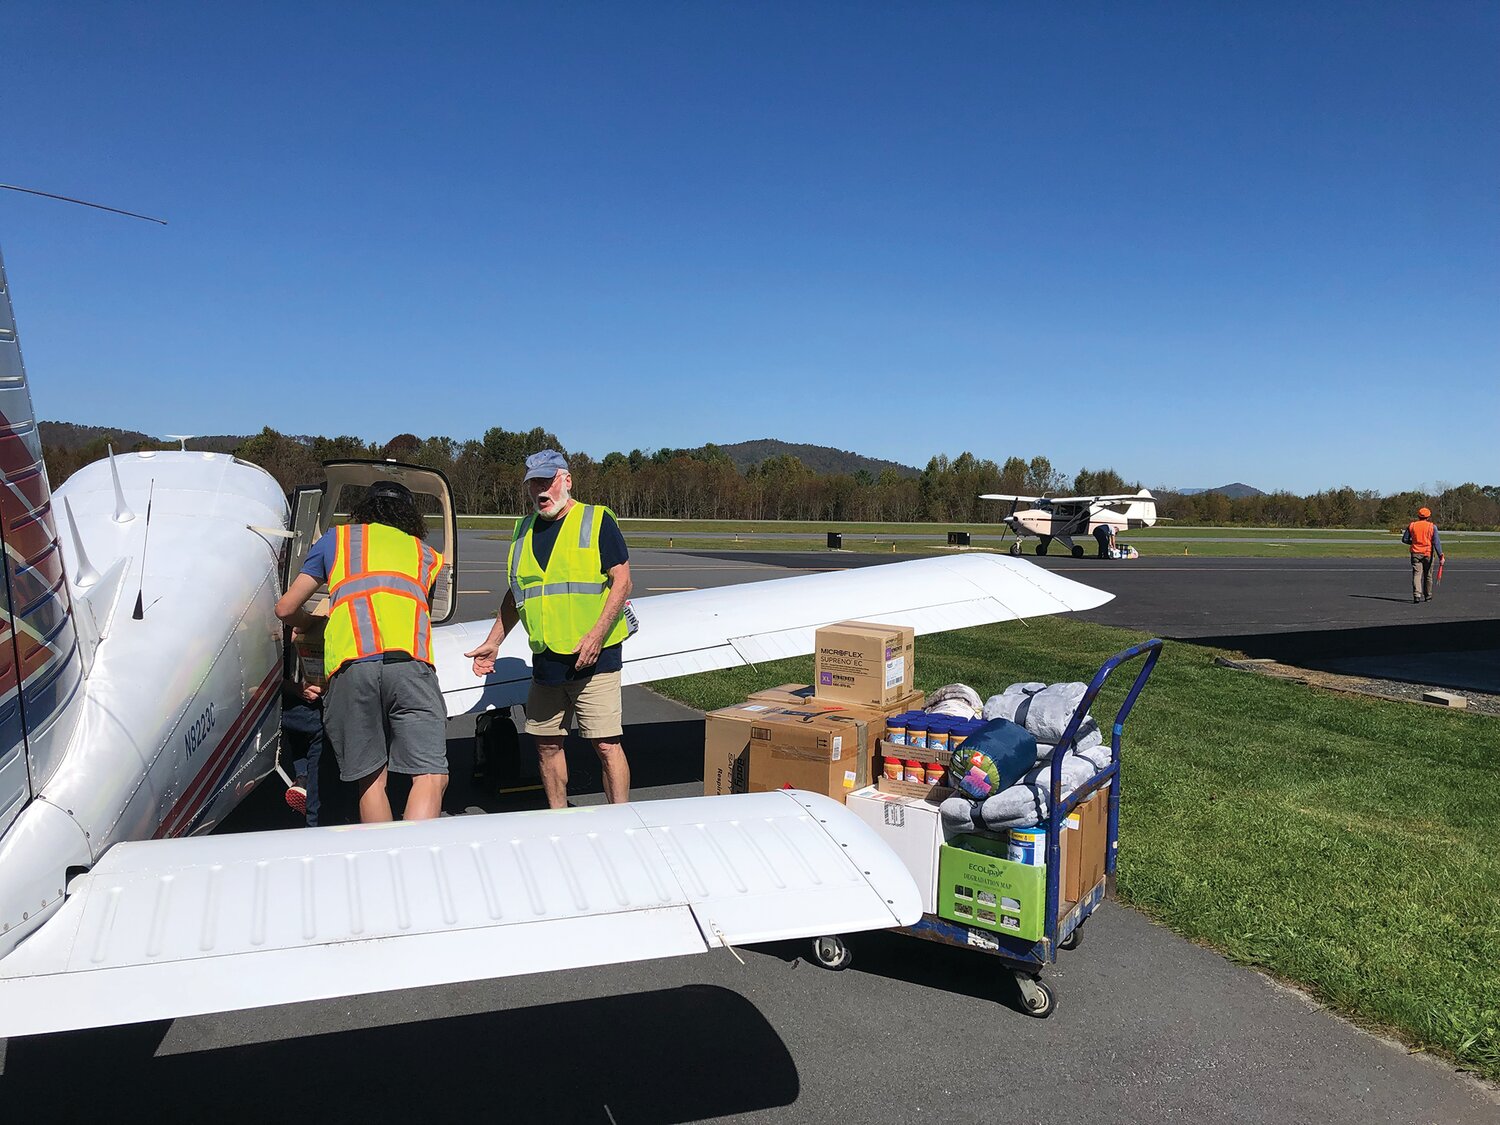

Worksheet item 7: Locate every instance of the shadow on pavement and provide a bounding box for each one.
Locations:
[1,985,798,1124]
[750,932,1038,1018]
[1183,618,1500,693]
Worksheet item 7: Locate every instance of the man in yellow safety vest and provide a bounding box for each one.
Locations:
[465,449,634,807]
[277,480,448,823]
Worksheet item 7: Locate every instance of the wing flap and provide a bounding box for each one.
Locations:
[0,792,917,1037]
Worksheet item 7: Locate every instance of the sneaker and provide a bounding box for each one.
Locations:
[285,781,308,815]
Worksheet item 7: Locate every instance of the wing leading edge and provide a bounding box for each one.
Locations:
[434,552,1113,716]
[0,791,919,1037]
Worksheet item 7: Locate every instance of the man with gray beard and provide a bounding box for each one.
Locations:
[464,450,634,807]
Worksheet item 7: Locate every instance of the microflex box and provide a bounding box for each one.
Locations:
[813,620,915,708]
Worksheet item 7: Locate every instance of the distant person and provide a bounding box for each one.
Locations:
[464,449,634,808]
[277,480,448,822]
[1401,506,1444,603]
[1093,524,1111,559]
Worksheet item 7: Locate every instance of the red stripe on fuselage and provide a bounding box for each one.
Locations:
[155,667,280,838]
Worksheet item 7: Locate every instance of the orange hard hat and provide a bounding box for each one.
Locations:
[1418,507,1431,518]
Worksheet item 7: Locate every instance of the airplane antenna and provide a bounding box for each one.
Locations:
[107,445,135,523]
[131,480,155,621]
[0,183,167,225]
[163,434,193,451]
[62,496,101,588]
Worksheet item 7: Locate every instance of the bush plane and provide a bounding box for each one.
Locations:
[0,247,1114,1038]
[981,489,1161,558]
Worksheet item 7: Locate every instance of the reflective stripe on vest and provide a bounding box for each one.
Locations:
[508,503,628,655]
[324,523,443,677]
[1407,520,1436,557]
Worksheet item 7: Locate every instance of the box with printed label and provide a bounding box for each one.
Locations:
[745,708,878,802]
[702,699,854,797]
[847,786,945,913]
[813,621,915,708]
[938,835,1047,941]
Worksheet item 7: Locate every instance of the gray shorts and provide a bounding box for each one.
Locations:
[324,659,448,781]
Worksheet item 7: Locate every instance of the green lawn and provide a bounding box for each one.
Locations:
[653,618,1500,1078]
[461,516,1500,558]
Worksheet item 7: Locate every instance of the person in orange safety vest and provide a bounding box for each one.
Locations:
[1401,506,1444,604]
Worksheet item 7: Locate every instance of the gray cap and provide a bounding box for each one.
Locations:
[523,449,570,482]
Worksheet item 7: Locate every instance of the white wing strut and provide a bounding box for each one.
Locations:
[0,792,918,1038]
[435,552,1112,717]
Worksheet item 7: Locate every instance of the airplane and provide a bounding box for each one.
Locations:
[0,247,1114,1039]
[981,489,1162,558]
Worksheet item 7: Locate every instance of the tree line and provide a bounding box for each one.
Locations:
[41,427,1500,530]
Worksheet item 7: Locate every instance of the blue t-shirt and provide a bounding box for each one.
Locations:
[524,507,629,684]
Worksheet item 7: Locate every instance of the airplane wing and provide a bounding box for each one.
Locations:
[433,553,1114,716]
[1046,494,1148,504]
[978,493,1044,503]
[0,791,918,1037]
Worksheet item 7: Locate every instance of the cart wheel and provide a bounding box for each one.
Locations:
[1060,926,1082,952]
[1017,975,1055,1018]
[811,935,852,971]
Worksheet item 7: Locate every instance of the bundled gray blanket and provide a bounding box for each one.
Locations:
[943,682,1112,832]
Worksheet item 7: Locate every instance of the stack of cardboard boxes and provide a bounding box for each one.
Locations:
[702,620,1114,938]
[701,620,924,803]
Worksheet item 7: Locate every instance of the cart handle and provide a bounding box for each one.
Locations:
[1047,638,1163,810]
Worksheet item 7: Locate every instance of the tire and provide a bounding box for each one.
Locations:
[1009,542,1022,557]
[812,935,852,971]
[1060,926,1082,952]
[1035,540,1049,556]
[1021,977,1056,1018]
[1071,544,1085,559]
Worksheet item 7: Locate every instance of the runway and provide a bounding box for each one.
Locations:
[3,536,1495,1122]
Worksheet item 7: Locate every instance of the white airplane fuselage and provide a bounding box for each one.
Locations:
[0,451,287,958]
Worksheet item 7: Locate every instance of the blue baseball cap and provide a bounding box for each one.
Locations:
[523,449,570,482]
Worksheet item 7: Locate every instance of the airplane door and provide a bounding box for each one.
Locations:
[309,461,458,624]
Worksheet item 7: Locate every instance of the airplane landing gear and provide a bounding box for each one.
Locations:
[1035,537,1050,556]
[1009,542,1022,557]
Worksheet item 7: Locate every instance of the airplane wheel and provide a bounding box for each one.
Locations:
[1035,541,1049,556]
[1009,542,1022,557]
[812,935,852,970]
[1071,545,1085,559]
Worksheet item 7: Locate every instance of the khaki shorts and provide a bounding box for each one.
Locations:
[525,670,623,741]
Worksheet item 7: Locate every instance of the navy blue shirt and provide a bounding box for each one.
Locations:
[526,507,629,684]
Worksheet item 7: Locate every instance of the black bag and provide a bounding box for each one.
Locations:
[472,709,520,786]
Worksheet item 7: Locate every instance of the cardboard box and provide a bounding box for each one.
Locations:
[747,683,819,705]
[746,707,882,801]
[847,786,945,914]
[813,620,915,708]
[704,700,863,796]
[1066,788,1109,902]
[939,835,1047,941]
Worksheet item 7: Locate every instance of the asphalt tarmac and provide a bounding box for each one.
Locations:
[2,536,1495,1122]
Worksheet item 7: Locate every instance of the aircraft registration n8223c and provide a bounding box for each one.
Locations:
[0,247,1112,1038]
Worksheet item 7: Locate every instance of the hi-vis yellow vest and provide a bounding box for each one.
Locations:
[325,523,443,677]
[508,503,629,655]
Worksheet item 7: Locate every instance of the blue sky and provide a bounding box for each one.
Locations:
[3,2,1496,494]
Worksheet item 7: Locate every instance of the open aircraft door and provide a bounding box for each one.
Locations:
[280,460,458,623]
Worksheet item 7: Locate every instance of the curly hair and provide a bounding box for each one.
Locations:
[350,493,428,540]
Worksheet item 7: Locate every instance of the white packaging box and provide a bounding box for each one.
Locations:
[847,786,944,915]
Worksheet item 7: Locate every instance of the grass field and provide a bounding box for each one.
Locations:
[653,618,1500,1079]
[460,517,1500,558]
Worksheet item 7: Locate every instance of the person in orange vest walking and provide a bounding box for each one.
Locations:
[1401,505,1444,604]
[277,480,448,822]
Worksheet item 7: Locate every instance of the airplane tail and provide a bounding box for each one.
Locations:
[0,249,85,836]
[1122,488,1158,528]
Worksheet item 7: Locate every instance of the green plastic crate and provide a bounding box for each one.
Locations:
[938,835,1047,941]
